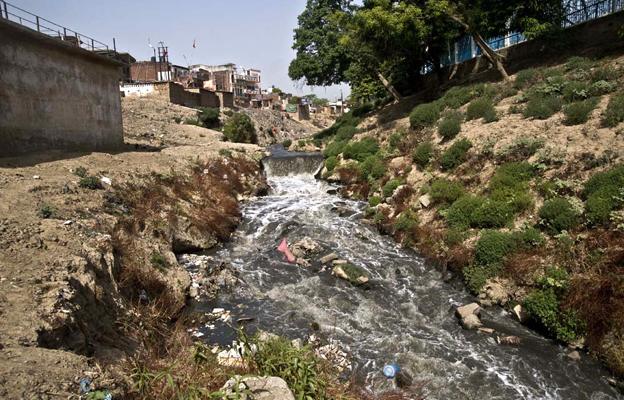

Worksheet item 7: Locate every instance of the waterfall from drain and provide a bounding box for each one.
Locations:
[187,150,621,400]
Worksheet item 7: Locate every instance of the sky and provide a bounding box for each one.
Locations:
[13,0,351,100]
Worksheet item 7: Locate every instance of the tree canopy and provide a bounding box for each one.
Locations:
[289,0,564,101]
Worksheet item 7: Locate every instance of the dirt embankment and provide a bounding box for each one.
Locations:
[321,55,624,378]
[241,108,330,145]
[0,99,267,398]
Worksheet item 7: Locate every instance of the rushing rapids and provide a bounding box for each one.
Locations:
[189,149,621,400]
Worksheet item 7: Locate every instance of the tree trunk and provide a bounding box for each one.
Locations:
[471,31,510,81]
[377,72,401,102]
[449,13,510,81]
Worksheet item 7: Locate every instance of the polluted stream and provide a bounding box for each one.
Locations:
[183,148,620,400]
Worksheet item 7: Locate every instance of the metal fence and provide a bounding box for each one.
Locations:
[441,0,624,66]
[0,0,111,53]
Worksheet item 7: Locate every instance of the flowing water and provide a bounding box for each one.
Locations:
[191,149,621,400]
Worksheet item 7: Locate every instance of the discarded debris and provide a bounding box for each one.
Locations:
[277,238,296,263]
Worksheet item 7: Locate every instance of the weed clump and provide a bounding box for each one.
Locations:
[412,142,434,168]
[242,334,327,399]
[446,195,485,229]
[325,156,338,172]
[563,98,599,125]
[359,155,386,180]
[523,266,585,342]
[410,102,441,129]
[523,96,563,119]
[471,199,514,228]
[282,139,292,148]
[38,204,55,219]
[602,93,624,128]
[539,197,579,233]
[394,209,419,232]
[583,165,624,225]
[438,111,463,139]
[466,97,498,122]
[223,113,257,143]
[429,179,464,205]
[383,178,403,198]
[323,140,347,158]
[74,166,88,178]
[440,138,472,171]
[335,125,358,141]
[514,68,541,89]
[343,138,379,162]
[197,107,220,128]
[79,175,102,190]
[150,252,168,271]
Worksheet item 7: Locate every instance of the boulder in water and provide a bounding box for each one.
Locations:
[497,335,522,346]
[511,304,526,322]
[319,252,339,264]
[567,350,581,361]
[456,303,482,330]
[291,237,322,259]
[333,264,370,286]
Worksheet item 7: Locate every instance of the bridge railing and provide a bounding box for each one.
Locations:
[0,0,111,53]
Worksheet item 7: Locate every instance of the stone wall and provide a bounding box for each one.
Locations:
[0,18,124,157]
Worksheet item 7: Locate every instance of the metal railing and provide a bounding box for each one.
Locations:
[0,0,111,53]
[441,0,624,66]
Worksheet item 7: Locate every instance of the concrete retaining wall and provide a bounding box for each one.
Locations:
[0,18,124,157]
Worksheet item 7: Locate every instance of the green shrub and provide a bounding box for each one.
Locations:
[591,65,621,82]
[583,165,624,225]
[488,162,536,213]
[218,148,232,158]
[464,263,502,293]
[562,81,590,103]
[442,86,475,109]
[183,117,201,126]
[223,113,257,143]
[539,197,579,233]
[466,97,498,122]
[563,98,599,125]
[429,179,464,205]
[513,226,545,248]
[38,204,55,219]
[394,210,419,232]
[589,80,617,96]
[445,228,468,246]
[150,252,168,271]
[359,155,386,179]
[74,166,88,178]
[409,102,441,129]
[445,195,485,229]
[514,68,541,89]
[282,139,292,148]
[197,107,220,128]
[335,125,358,141]
[440,138,472,171]
[438,111,462,140]
[368,196,382,207]
[383,178,403,197]
[523,287,584,342]
[523,96,562,119]
[412,142,434,168]
[223,109,234,117]
[565,56,594,72]
[475,230,516,267]
[343,138,379,162]
[471,199,514,228]
[602,93,624,127]
[79,176,102,190]
[352,102,374,117]
[323,140,347,158]
[243,334,326,399]
[325,156,338,172]
[387,131,403,150]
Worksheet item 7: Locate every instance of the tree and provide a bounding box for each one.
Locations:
[223,113,257,144]
[289,0,352,86]
[427,0,564,80]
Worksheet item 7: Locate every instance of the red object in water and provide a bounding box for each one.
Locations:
[277,238,296,263]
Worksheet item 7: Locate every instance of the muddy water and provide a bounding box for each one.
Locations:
[191,151,620,400]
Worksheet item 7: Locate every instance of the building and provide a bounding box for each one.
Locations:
[130,60,189,83]
[190,63,262,99]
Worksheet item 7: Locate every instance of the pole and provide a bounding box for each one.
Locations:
[113,37,116,52]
